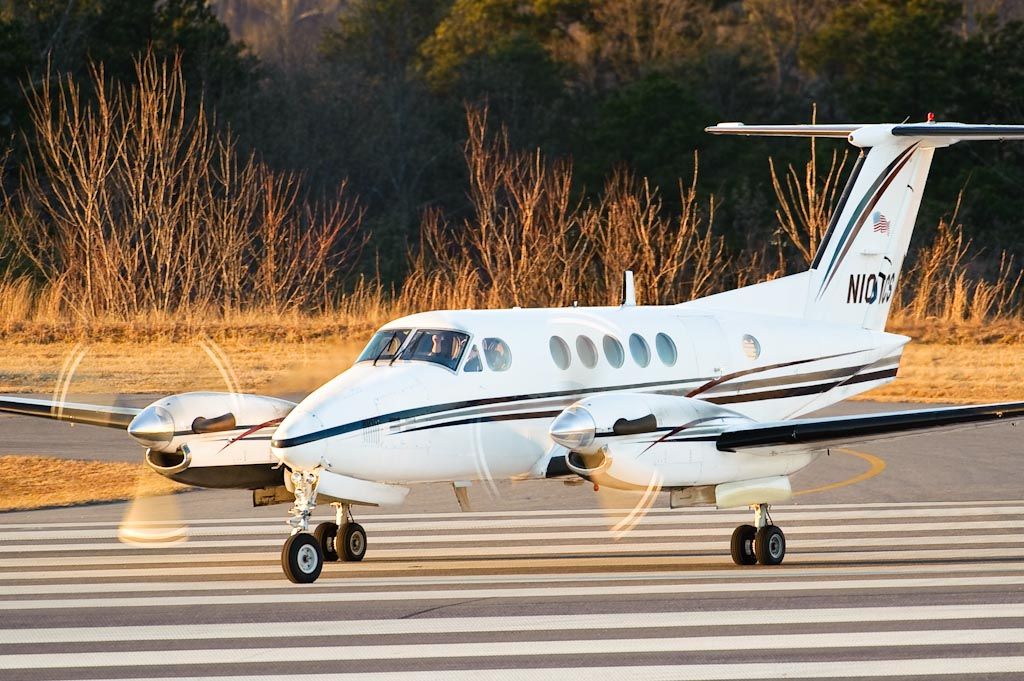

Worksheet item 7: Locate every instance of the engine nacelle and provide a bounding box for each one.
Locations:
[550,392,748,455]
[564,446,664,490]
[553,393,753,490]
[130,391,296,455]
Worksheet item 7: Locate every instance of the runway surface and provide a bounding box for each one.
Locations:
[2,399,1023,679]
[2,497,1024,680]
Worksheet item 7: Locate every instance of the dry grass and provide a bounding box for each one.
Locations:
[850,342,1024,404]
[0,455,186,512]
[0,337,368,396]
[0,336,1020,405]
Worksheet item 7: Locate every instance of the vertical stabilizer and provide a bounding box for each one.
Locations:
[806,130,934,330]
[706,121,1024,331]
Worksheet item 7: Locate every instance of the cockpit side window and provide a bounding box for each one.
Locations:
[356,329,411,364]
[464,345,483,372]
[482,338,511,371]
[399,329,470,371]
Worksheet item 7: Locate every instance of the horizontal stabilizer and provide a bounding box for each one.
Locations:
[707,121,1024,143]
[717,401,1024,452]
[0,396,140,430]
[705,123,860,138]
[891,123,1024,139]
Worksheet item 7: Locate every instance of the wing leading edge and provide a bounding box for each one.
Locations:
[717,402,1024,452]
[0,396,140,430]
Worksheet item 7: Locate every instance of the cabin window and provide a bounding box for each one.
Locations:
[398,329,469,371]
[629,333,650,367]
[357,329,411,364]
[656,333,677,367]
[576,335,598,368]
[464,345,483,372]
[550,336,571,370]
[603,335,624,368]
[482,338,512,371]
[742,334,761,360]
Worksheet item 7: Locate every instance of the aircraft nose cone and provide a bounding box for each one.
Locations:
[549,406,596,451]
[271,408,327,471]
[127,405,175,449]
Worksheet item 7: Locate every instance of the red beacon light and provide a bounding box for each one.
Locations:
[927,112,936,123]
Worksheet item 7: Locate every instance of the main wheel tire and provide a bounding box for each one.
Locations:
[281,533,323,583]
[337,522,367,562]
[755,525,786,566]
[314,522,340,562]
[730,524,757,566]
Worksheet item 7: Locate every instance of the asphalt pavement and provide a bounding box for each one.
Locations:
[0,399,1022,679]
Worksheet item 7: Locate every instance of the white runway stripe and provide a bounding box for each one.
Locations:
[4,557,1022,582]
[7,544,1024,597]
[2,545,1023,570]
[4,534,1024,556]
[2,518,1021,542]
[2,497,1017,530]
[4,629,1024,669]
[69,658,1024,680]
[3,603,1024,645]
[6,559,1024,596]
[2,500,1023,681]
[1,504,1021,537]
[4,574,1024,610]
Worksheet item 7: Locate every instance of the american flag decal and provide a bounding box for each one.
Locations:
[872,211,890,234]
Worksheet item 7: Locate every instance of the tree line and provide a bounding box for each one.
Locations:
[2,0,1024,322]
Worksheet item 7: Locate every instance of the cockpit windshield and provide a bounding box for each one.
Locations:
[397,329,469,371]
[356,329,411,364]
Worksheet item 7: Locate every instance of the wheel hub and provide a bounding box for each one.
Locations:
[297,544,319,574]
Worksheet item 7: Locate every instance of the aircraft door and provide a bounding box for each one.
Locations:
[679,316,731,395]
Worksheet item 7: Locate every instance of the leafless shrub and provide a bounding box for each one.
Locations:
[891,216,1023,326]
[400,107,723,311]
[770,138,848,268]
[588,163,725,305]
[0,51,366,325]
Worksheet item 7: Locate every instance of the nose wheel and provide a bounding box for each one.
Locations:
[730,503,785,566]
[281,469,326,583]
[282,533,323,583]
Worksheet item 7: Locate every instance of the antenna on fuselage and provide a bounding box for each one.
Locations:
[622,270,636,306]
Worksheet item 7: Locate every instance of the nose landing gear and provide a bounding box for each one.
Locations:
[281,470,369,583]
[282,469,323,584]
[729,503,786,566]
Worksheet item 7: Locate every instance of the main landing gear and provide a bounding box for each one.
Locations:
[730,503,786,567]
[280,469,368,584]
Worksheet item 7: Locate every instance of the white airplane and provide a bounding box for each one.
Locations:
[4,120,1024,583]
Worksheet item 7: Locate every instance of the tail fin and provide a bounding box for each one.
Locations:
[707,121,1024,330]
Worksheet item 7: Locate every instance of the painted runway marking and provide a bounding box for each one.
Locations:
[2,603,1023,644]
[67,658,1024,680]
[794,448,887,496]
[5,628,1024,669]
[1,498,1018,531]
[2,500,1022,680]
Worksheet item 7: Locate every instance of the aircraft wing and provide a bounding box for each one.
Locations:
[0,396,140,430]
[716,401,1024,453]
